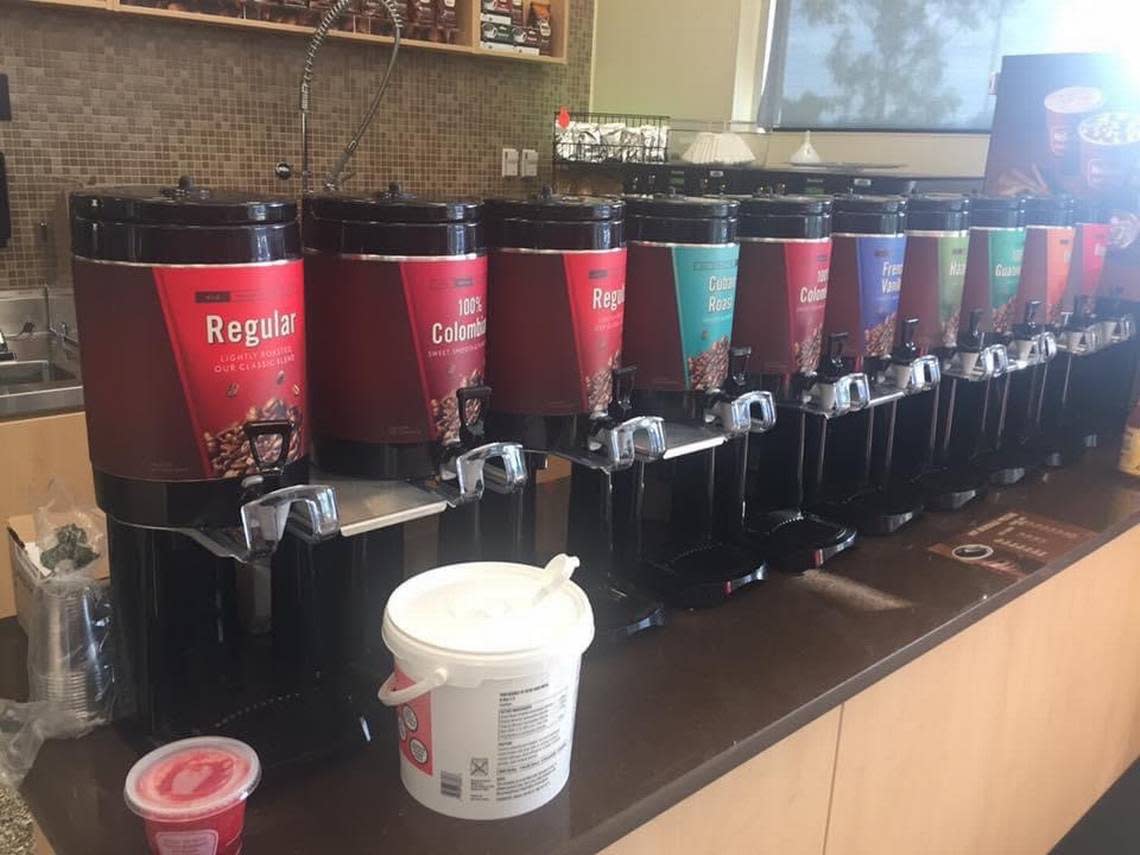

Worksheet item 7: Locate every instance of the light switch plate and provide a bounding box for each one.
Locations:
[520,149,539,177]
[501,147,519,177]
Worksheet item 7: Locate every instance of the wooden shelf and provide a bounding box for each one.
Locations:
[28,0,110,8]
[26,0,567,64]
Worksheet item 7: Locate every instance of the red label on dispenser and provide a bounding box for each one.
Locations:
[1018,226,1074,326]
[402,259,488,443]
[1070,222,1111,299]
[486,248,626,415]
[73,259,307,482]
[154,265,307,477]
[306,254,487,446]
[734,239,831,376]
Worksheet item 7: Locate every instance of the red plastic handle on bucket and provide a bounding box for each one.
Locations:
[377,667,448,706]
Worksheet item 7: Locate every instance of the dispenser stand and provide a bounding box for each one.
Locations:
[621,349,777,608]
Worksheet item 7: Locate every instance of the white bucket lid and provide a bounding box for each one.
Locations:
[124,736,261,822]
[382,561,595,686]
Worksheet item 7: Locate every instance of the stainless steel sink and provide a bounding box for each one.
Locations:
[0,334,84,420]
[0,359,77,387]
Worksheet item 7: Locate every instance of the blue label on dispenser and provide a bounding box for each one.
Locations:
[855,234,906,358]
[671,244,740,390]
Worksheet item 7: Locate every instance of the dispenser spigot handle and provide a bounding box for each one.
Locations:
[728,346,752,391]
[456,384,492,447]
[819,332,848,379]
[609,365,637,419]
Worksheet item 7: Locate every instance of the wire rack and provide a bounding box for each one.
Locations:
[552,111,670,166]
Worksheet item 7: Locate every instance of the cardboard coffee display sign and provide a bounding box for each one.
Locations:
[984,52,1140,300]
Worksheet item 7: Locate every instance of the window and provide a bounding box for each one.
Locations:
[759,0,1140,132]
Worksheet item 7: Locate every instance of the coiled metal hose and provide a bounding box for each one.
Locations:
[299,0,403,193]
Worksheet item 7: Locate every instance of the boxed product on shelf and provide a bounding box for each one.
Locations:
[528,1,552,55]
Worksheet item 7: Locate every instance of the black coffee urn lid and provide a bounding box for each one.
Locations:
[830,194,907,235]
[905,193,970,231]
[623,191,738,243]
[484,188,624,251]
[968,194,1026,229]
[304,182,483,256]
[738,194,832,240]
[1022,194,1075,227]
[71,177,300,265]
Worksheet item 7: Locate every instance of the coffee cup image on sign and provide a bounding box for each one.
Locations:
[1078,111,1140,191]
[1044,86,1105,160]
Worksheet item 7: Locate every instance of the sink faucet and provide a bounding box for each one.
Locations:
[50,321,79,349]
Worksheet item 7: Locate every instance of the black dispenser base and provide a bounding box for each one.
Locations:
[814,482,924,537]
[739,509,856,572]
[639,536,767,609]
[1040,427,1098,469]
[579,573,667,642]
[915,466,988,511]
[976,444,1039,486]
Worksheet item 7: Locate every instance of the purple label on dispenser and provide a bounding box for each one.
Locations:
[855,235,906,358]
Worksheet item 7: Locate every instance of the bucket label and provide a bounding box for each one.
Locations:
[73,259,307,482]
[673,244,740,390]
[393,667,434,776]
[153,830,220,855]
[486,249,625,415]
[493,678,573,803]
[985,229,1026,333]
[854,234,906,358]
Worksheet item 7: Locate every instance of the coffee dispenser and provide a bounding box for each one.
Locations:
[956,195,1030,485]
[1039,200,1124,463]
[297,186,528,664]
[893,194,987,509]
[619,193,775,606]
[730,194,857,567]
[806,194,936,535]
[977,195,1069,480]
[479,192,673,637]
[71,182,353,761]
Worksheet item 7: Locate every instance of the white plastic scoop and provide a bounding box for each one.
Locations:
[531,553,580,607]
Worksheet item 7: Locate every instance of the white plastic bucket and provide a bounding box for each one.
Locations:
[378,557,594,820]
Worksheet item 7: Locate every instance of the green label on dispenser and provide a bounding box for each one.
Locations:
[937,233,970,347]
[671,244,740,390]
[987,229,1026,332]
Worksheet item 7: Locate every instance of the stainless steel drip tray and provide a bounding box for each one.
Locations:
[303,472,449,538]
[638,422,725,460]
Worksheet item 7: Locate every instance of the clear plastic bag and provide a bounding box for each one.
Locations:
[0,700,95,789]
[0,480,116,786]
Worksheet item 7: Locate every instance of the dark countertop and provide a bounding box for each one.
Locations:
[9,447,1140,855]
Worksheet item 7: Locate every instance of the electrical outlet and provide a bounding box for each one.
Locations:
[501,147,519,177]
[520,149,539,178]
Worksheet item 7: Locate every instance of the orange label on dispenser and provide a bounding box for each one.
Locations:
[1018,226,1074,327]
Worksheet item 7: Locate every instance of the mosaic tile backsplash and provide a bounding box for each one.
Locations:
[0,1,593,288]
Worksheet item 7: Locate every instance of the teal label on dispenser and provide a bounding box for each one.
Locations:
[855,234,907,358]
[671,244,740,390]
